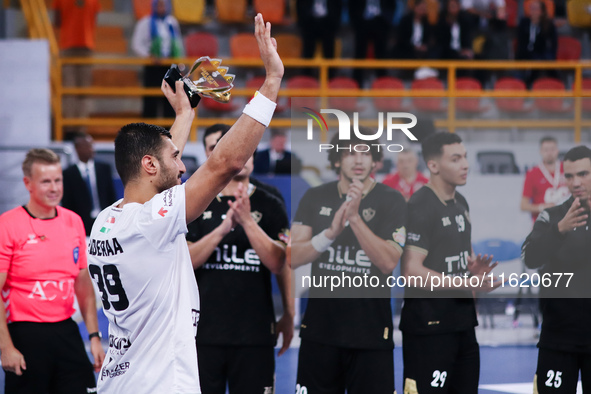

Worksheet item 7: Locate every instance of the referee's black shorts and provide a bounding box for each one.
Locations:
[5,318,96,394]
[296,339,395,394]
[535,347,591,394]
[403,328,479,394]
[197,344,275,394]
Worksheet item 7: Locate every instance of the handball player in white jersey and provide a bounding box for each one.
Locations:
[86,14,284,394]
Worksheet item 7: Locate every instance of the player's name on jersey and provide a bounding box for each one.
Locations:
[88,238,124,256]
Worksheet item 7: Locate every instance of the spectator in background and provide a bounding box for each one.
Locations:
[383,150,429,201]
[0,149,104,393]
[521,136,569,222]
[131,0,184,118]
[436,0,474,60]
[296,0,342,76]
[477,6,509,84]
[461,0,506,29]
[254,130,302,175]
[395,0,433,59]
[516,0,557,85]
[62,132,117,236]
[52,0,100,132]
[349,0,396,87]
[516,0,557,61]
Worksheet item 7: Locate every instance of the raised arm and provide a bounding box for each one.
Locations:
[166,14,284,224]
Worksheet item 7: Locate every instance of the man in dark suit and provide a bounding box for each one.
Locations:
[296,0,342,78]
[62,133,116,235]
[395,0,433,60]
[349,0,396,86]
[253,130,302,175]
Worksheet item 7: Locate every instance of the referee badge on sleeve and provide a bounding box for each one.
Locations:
[73,247,79,264]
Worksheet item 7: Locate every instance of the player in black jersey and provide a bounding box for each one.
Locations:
[291,130,407,394]
[400,132,500,394]
[522,145,591,394]
[185,124,292,394]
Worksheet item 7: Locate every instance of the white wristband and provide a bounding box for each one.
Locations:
[242,91,277,127]
[311,230,334,253]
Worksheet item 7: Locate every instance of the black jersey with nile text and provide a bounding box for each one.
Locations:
[399,185,478,335]
[186,184,289,346]
[293,181,407,349]
[522,197,591,353]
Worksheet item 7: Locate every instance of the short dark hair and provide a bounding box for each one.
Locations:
[327,128,384,173]
[202,123,231,146]
[421,131,463,163]
[115,122,172,186]
[563,145,591,163]
[22,148,60,177]
[540,136,557,145]
[270,129,286,139]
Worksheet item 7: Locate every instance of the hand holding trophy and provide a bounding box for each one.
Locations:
[164,57,235,108]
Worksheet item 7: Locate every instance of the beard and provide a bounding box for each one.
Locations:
[157,165,181,192]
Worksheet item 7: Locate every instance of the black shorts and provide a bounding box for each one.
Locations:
[5,318,96,394]
[535,348,591,394]
[197,344,275,394]
[403,329,479,394]
[296,339,394,394]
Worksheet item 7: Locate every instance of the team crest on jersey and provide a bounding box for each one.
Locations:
[202,211,212,220]
[319,207,332,216]
[73,247,79,264]
[251,211,262,223]
[362,208,376,222]
[392,227,406,247]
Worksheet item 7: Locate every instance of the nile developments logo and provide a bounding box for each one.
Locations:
[300,107,418,152]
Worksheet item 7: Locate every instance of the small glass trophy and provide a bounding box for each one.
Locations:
[164,56,235,108]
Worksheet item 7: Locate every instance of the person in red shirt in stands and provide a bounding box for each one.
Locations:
[521,136,569,222]
[383,150,429,201]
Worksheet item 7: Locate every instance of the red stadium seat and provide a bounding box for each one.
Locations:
[532,77,571,112]
[455,77,486,113]
[133,0,151,20]
[411,78,445,112]
[216,0,247,23]
[557,36,582,60]
[230,33,259,58]
[494,77,530,113]
[275,33,303,59]
[254,0,285,24]
[287,75,320,109]
[372,76,406,111]
[184,32,218,58]
[328,77,359,112]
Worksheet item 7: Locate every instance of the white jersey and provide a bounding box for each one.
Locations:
[88,184,201,394]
